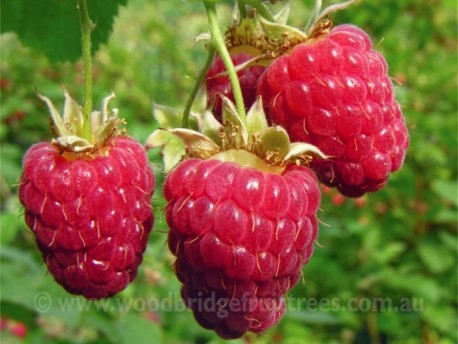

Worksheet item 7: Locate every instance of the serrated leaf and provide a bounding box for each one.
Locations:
[246,98,268,137]
[0,0,128,63]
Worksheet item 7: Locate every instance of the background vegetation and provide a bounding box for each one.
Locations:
[1,0,457,343]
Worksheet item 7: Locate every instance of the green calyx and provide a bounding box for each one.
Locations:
[38,89,122,154]
[146,97,326,174]
[224,0,358,64]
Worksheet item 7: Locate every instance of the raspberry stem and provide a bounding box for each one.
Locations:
[182,45,216,128]
[76,0,95,141]
[204,1,247,125]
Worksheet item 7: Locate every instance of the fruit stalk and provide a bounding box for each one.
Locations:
[182,45,216,128]
[204,1,247,125]
[77,0,95,141]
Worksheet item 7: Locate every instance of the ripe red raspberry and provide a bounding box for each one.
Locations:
[164,158,320,339]
[258,24,409,197]
[18,136,155,299]
[206,53,265,121]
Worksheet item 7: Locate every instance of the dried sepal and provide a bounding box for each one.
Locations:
[257,126,291,162]
[53,136,92,153]
[221,96,248,146]
[38,90,121,153]
[170,128,220,159]
[272,1,290,25]
[145,129,186,173]
[284,142,327,162]
[37,93,72,137]
[62,88,84,136]
[257,13,306,42]
[246,97,268,137]
[152,102,200,131]
[202,110,223,145]
[152,103,183,130]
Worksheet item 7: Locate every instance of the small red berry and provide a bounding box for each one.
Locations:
[0,317,9,331]
[10,322,27,339]
[354,196,367,208]
[332,193,345,206]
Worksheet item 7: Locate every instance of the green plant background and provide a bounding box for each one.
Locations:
[0,0,457,343]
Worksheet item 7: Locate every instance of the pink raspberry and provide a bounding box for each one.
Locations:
[164,158,320,338]
[18,136,155,299]
[258,24,409,197]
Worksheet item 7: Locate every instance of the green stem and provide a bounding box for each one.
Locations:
[204,1,247,125]
[77,0,95,140]
[182,46,216,128]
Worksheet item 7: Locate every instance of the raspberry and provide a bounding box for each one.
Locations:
[164,158,320,339]
[258,24,409,197]
[206,53,265,121]
[18,136,155,299]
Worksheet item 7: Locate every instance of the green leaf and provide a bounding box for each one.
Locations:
[374,242,406,264]
[286,310,342,325]
[0,212,21,245]
[422,304,457,336]
[116,312,162,344]
[432,180,458,207]
[417,240,455,274]
[0,246,47,310]
[0,0,128,63]
[380,270,443,303]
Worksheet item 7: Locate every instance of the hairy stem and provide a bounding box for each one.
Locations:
[204,1,247,125]
[182,46,216,128]
[77,0,95,140]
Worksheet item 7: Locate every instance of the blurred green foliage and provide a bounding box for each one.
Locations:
[0,0,457,343]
